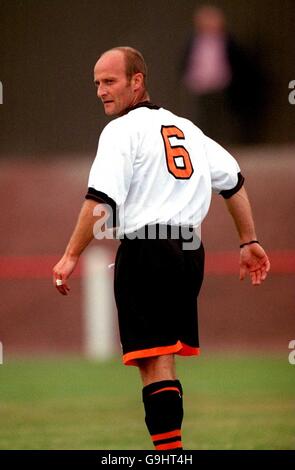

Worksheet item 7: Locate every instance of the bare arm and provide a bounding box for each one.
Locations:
[52,199,108,295]
[225,186,270,285]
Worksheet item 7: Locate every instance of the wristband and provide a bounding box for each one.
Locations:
[240,240,260,249]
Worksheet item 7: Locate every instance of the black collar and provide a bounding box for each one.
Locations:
[124,101,160,115]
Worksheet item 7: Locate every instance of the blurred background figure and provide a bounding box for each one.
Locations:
[180,4,266,145]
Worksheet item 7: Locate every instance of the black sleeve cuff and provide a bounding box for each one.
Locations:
[85,187,118,227]
[220,172,245,199]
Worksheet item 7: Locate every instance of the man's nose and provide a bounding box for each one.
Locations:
[97,84,107,98]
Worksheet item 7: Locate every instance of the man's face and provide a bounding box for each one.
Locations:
[94,51,136,116]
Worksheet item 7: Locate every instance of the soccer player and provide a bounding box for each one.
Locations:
[52,47,270,450]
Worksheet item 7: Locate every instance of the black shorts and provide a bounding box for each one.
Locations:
[114,226,205,366]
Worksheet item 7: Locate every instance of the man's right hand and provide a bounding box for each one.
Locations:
[52,254,79,296]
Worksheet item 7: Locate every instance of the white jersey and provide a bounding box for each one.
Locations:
[87,103,242,236]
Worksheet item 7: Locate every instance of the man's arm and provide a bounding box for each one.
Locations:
[225,186,270,285]
[52,199,108,295]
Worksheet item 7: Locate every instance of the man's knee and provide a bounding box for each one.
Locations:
[138,354,176,386]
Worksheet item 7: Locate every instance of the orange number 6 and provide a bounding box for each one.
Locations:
[161,125,194,179]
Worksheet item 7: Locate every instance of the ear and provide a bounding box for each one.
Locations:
[132,73,144,91]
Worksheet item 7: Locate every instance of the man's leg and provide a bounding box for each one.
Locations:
[138,354,184,450]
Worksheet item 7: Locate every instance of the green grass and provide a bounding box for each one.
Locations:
[0,354,294,450]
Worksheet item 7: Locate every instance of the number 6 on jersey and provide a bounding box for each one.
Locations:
[161,125,194,179]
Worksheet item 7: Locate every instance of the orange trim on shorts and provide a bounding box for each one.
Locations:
[178,343,200,356]
[150,386,180,396]
[152,429,181,442]
[155,440,182,450]
[123,341,200,366]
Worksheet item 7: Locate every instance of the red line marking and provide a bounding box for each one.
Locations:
[205,251,295,275]
[0,251,294,280]
[0,256,82,280]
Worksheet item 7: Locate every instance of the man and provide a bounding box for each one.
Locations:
[52,47,270,450]
[180,5,266,144]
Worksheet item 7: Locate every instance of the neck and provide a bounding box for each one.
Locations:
[133,89,150,106]
[120,90,150,116]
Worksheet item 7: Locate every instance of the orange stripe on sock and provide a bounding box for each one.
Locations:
[152,429,181,442]
[155,440,182,450]
[150,387,180,396]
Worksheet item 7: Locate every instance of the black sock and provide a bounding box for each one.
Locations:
[142,379,183,450]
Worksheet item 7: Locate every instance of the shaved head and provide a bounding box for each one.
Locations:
[94,46,149,116]
[99,47,148,88]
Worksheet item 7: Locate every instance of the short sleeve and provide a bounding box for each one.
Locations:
[203,135,243,195]
[87,119,137,206]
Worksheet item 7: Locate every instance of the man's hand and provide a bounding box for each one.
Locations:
[52,199,104,296]
[240,243,270,286]
[52,254,79,295]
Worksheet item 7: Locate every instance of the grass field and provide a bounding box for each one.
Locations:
[0,354,294,450]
